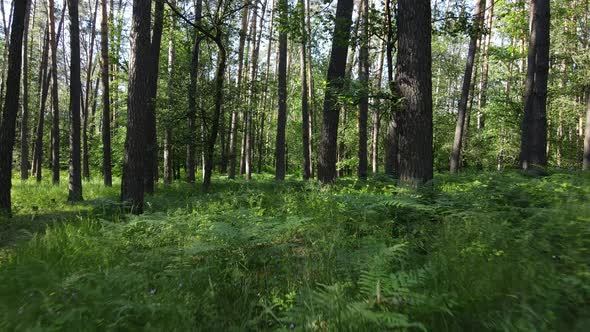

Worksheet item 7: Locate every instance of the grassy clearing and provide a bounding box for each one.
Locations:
[1,171,589,331]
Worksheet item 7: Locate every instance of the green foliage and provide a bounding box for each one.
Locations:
[1,171,590,330]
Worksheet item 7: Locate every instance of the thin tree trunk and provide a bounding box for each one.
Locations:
[357,0,369,179]
[396,0,433,185]
[383,0,397,177]
[584,92,590,170]
[245,2,260,181]
[449,0,485,174]
[144,0,164,194]
[186,0,202,183]
[48,0,62,184]
[317,0,354,183]
[101,0,112,186]
[82,0,99,180]
[20,0,32,180]
[275,0,289,181]
[298,0,311,180]
[371,39,385,174]
[0,0,27,215]
[163,0,177,185]
[67,0,83,201]
[477,0,494,130]
[228,1,250,179]
[33,26,49,181]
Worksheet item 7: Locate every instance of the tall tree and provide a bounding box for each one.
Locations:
[477,0,494,130]
[144,0,164,194]
[101,0,112,186]
[48,0,61,184]
[299,0,311,180]
[0,0,28,216]
[357,0,369,179]
[395,0,433,185]
[584,93,590,170]
[449,0,486,173]
[68,0,83,201]
[520,0,550,170]
[82,0,99,180]
[228,1,249,179]
[383,0,397,177]
[317,0,354,183]
[20,0,32,180]
[32,26,50,182]
[187,0,202,184]
[274,0,288,181]
[122,0,152,213]
[164,0,178,185]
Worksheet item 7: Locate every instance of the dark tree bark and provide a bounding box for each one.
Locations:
[449,0,485,174]
[163,0,177,185]
[477,0,494,130]
[122,0,152,213]
[520,0,550,170]
[186,0,202,184]
[228,1,249,179]
[298,0,311,180]
[144,0,164,194]
[357,0,369,179]
[317,0,354,183]
[20,0,32,180]
[395,0,433,185]
[49,0,61,184]
[274,0,288,181]
[67,0,83,201]
[246,1,262,181]
[33,26,50,182]
[383,0,397,177]
[0,0,27,216]
[371,40,385,174]
[101,0,112,186]
[82,0,99,180]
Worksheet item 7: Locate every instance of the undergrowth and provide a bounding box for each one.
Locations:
[0,171,589,331]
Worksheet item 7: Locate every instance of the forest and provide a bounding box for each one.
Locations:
[0,0,589,330]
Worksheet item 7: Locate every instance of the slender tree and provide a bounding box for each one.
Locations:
[82,0,99,180]
[187,0,202,183]
[67,0,83,201]
[584,93,590,170]
[395,0,433,185]
[449,0,485,173]
[275,0,288,181]
[48,0,61,184]
[101,0,112,186]
[357,0,369,179]
[298,0,311,180]
[0,0,28,216]
[520,0,550,170]
[32,26,50,182]
[20,0,32,180]
[383,0,397,177]
[317,0,354,183]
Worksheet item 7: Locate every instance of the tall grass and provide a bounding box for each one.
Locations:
[0,171,589,330]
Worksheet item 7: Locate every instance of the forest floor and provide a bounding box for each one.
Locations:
[1,171,589,331]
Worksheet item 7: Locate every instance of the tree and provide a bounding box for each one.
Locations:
[101,0,112,186]
[122,0,152,213]
[395,0,433,185]
[0,0,28,216]
[357,0,369,179]
[82,0,99,181]
[143,0,164,194]
[317,0,354,183]
[449,0,486,173]
[383,0,397,177]
[584,94,590,170]
[298,0,311,180]
[20,0,32,180]
[32,26,50,182]
[186,0,202,184]
[49,0,61,184]
[67,0,83,201]
[275,0,288,181]
[520,0,550,170]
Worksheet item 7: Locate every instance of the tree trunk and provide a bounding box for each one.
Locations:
[372,39,385,174]
[202,36,227,190]
[164,127,173,184]
[520,0,550,170]
[299,0,311,180]
[396,0,433,185]
[357,0,369,179]
[228,1,250,179]
[101,0,112,186]
[67,0,83,201]
[245,2,260,181]
[275,0,289,181]
[0,0,27,216]
[449,0,485,174]
[33,26,49,182]
[317,0,354,183]
[20,0,32,180]
[122,0,152,213]
[82,0,99,181]
[186,0,202,184]
[48,0,62,184]
[477,0,494,130]
[163,0,177,185]
[383,0,397,177]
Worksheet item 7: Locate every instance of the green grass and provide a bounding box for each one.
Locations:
[1,171,589,331]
